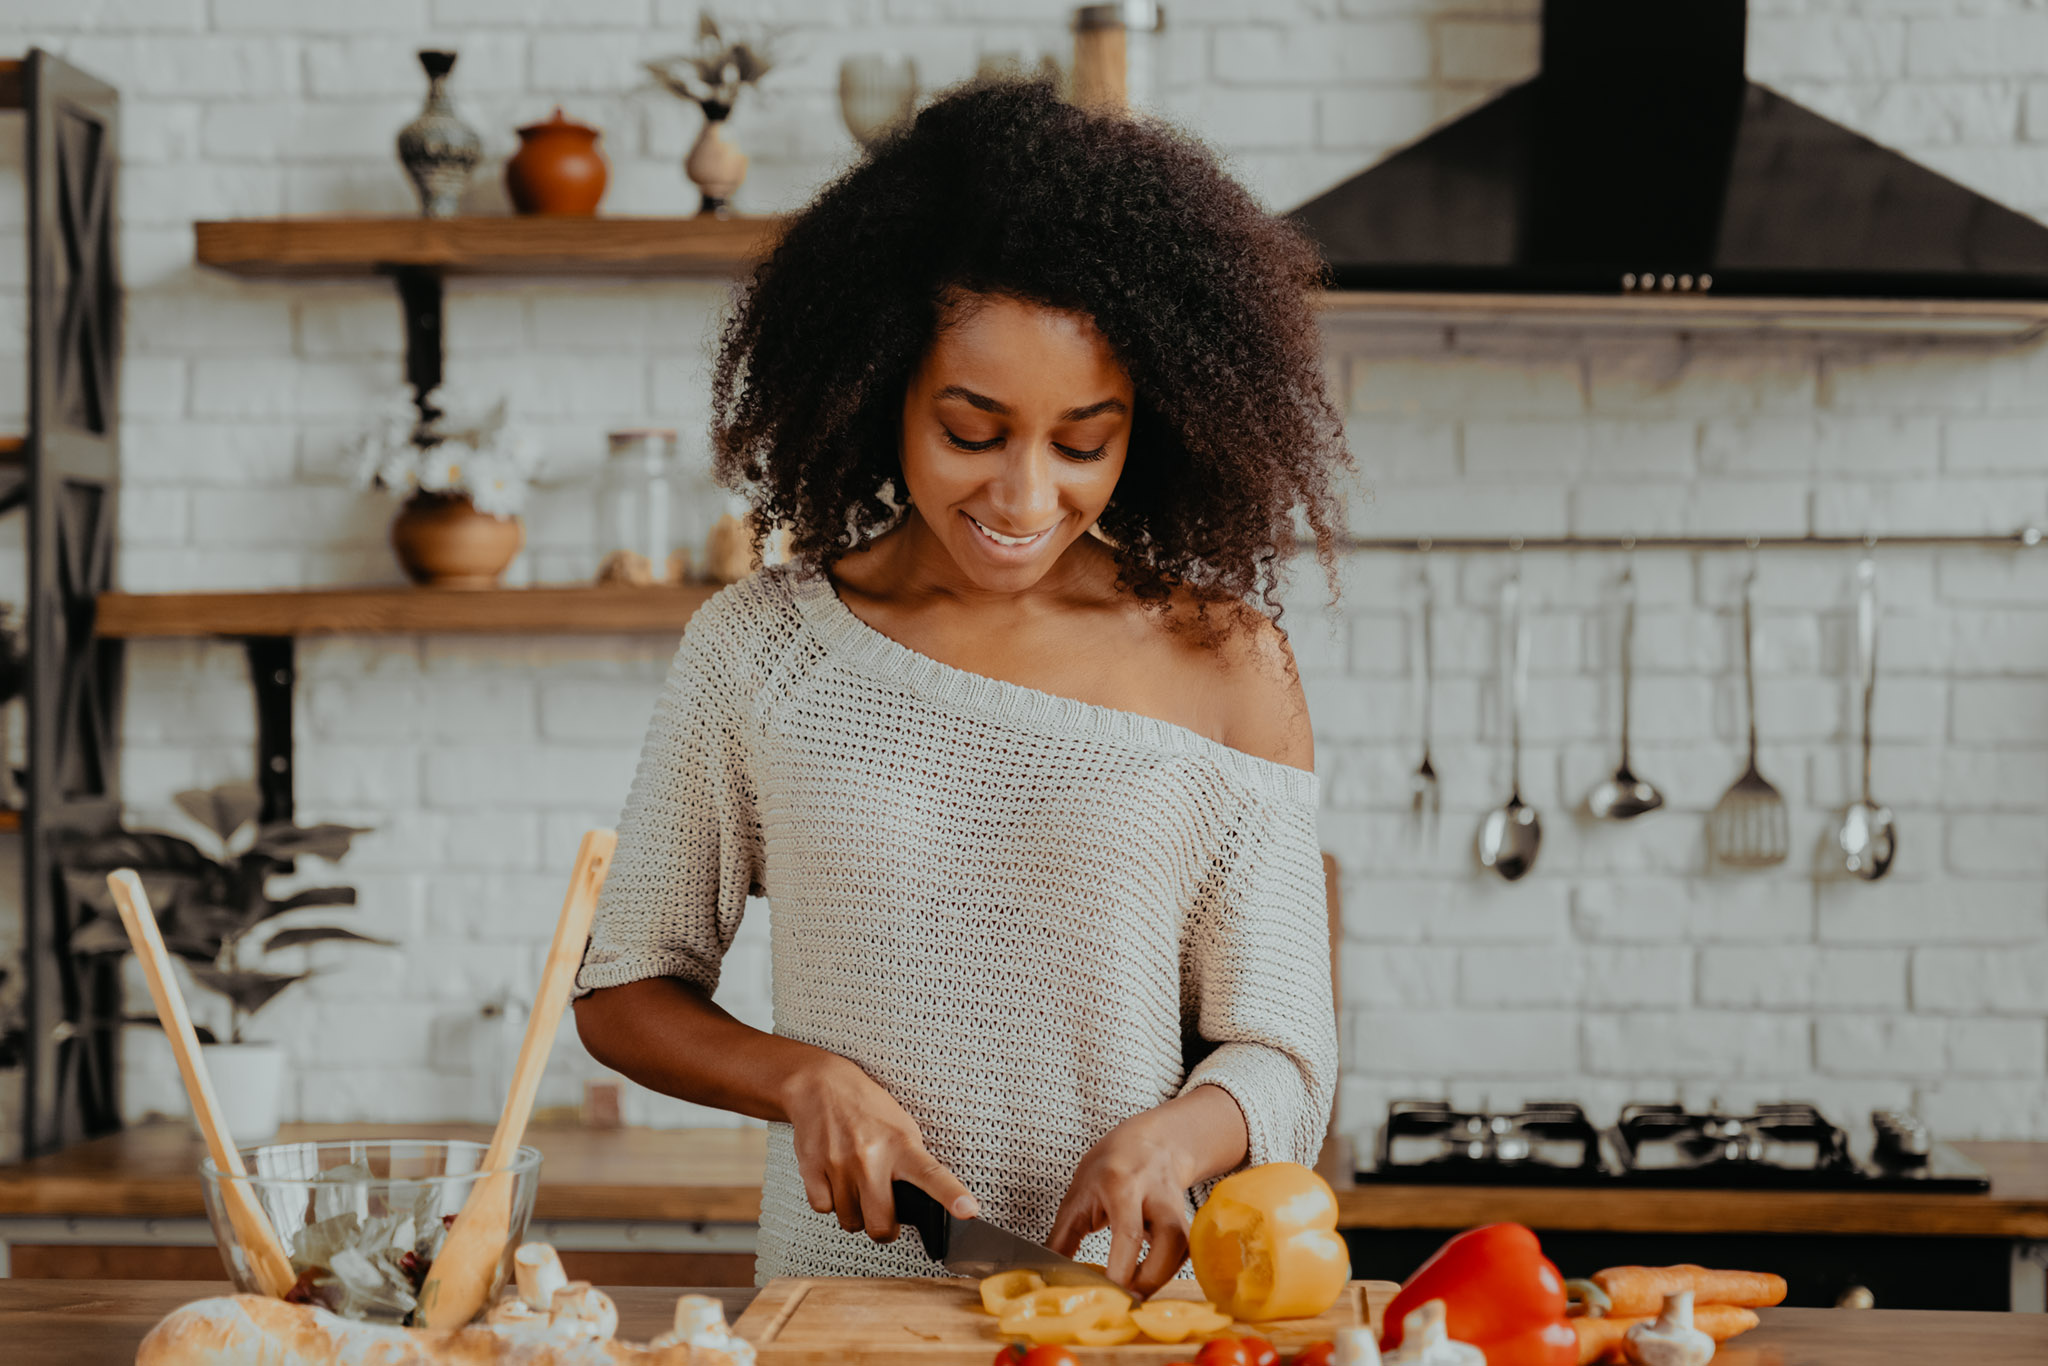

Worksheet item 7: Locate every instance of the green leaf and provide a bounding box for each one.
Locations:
[175,784,263,843]
[186,965,307,1018]
[61,867,197,919]
[124,1014,216,1045]
[262,926,392,953]
[62,830,214,875]
[262,886,358,919]
[252,823,371,863]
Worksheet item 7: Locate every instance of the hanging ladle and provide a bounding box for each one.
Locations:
[1837,554,1896,880]
[1587,555,1665,821]
[1478,563,1542,881]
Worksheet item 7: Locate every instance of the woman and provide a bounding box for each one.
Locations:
[573,80,1349,1295]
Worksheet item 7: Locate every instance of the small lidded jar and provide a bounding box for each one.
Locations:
[596,428,685,584]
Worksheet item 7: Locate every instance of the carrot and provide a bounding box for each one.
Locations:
[1590,1264,1788,1317]
[1573,1304,1762,1365]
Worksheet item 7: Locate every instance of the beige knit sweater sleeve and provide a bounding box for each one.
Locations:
[1179,792,1337,1171]
[575,590,766,998]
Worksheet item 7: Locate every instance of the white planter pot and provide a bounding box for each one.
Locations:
[197,1042,285,1143]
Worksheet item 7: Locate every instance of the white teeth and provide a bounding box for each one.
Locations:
[970,516,1049,548]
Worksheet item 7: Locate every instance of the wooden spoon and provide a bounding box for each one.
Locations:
[416,828,616,1329]
[106,869,296,1298]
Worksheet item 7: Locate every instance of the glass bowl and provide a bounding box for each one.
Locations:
[199,1138,543,1323]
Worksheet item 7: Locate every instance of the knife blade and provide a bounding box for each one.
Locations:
[891,1181,1125,1293]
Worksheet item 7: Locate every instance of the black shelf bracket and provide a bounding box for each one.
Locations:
[245,637,294,826]
[390,265,445,426]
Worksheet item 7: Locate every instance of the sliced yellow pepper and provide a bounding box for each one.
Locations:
[979,1270,1047,1316]
[1130,1299,1234,1343]
[1188,1161,1352,1322]
[997,1285,1136,1345]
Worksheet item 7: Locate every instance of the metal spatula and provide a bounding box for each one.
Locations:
[1711,562,1789,868]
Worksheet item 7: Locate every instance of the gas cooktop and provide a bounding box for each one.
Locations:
[1358,1100,1990,1192]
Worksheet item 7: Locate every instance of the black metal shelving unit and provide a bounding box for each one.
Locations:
[6,49,124,1159]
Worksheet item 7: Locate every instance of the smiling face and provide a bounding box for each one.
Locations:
[897,292,1135,594]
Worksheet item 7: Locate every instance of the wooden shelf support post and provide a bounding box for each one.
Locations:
[245,638,294,827]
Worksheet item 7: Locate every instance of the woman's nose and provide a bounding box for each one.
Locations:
[988,447,1059,526]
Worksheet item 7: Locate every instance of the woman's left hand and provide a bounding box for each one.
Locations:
[1047,1105,1195,1297]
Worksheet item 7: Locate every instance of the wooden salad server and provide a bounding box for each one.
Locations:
[417,828,617,1329]
[106,869,297,1298]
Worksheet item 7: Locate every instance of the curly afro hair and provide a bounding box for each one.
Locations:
[710,78,1349,624]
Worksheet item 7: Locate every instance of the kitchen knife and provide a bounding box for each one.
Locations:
[891,1181,1125,1293]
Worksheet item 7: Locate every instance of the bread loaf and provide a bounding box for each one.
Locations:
[134,1295,740,1366]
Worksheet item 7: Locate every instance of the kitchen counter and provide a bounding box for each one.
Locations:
[6,1123,2047,1238]
[5,1279,2046,1366]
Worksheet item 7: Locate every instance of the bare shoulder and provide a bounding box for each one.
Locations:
[1179,599,1314,773]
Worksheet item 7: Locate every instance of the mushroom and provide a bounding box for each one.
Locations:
[1333,1325,1383,1365]
[650,1294,757,1365]
[1623,1290,1715,1366]
[547,1282,619,1342]
[514,1243,568,1312]
[482,1295,551,1335]
[1382,1299,1486,1366]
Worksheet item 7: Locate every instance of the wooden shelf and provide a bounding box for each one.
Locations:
[194,215,782,279]
[1319,290,2048,339]
[0,436,24,462]
[96,583,721,639]
[0,809,20,833]
[0,60,20,112]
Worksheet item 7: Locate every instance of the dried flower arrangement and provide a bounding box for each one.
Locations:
[352,385,541,521]
[645,13,779,121]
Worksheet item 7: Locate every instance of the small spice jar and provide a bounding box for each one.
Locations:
[595,429,685,584]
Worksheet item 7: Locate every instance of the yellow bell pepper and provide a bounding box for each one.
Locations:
[979,1270,1047,1316]
[1188,1161,1351,1322]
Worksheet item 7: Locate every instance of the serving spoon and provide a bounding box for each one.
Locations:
[1479,568,1541,881]
[1837,556,1896,880]
[1587,559,1664,821]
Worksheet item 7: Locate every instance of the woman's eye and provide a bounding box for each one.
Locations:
[1057,443,1108,462]
[942,429,1001,452]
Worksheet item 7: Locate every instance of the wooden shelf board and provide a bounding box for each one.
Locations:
[1318,289,2048,338]
[0,436,24,463]
[0,60,21,112]
[194,215,781,279]
[95,583,721,639]
[0,809,20,833]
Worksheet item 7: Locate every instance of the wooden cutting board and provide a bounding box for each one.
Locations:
[732,1277,1398,1364]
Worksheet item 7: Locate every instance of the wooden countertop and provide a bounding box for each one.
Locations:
[5,1123,2047,1238]
[6,1280,2046,1366]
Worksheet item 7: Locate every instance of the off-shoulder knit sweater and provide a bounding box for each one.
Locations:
[575,565,1337,1283]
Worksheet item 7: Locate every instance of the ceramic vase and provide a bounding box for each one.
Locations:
[198,1042,284,1143]
[391,492,524,589]
[506,107,608,215]
[396,50,482,219]
[684,106,748,216]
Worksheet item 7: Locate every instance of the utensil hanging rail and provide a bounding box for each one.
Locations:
[1332,529,2044,553]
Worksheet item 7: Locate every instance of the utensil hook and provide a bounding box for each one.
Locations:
[1617,540,1637,772]
[1856,546,1879,805]
[1742,538,1761,767]
[1504,540,1527,799]
[1414,541,1435,761]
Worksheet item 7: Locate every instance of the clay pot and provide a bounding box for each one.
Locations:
[391,493,524,589]
[505,107,608,215]
[684,112,748,216]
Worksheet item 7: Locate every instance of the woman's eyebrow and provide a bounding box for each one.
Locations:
[932,386,1129,423]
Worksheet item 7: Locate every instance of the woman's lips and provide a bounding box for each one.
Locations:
[964,512,1057,554]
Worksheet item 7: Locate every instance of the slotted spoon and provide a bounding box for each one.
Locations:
[1710,560,1789,868]
[1408,560,1440,843]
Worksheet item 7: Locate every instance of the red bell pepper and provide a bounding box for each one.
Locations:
[1380,1223,1578,1366]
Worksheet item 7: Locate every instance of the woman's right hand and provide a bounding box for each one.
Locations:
[780,1052,980,1243]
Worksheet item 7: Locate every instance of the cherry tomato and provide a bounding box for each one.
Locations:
[992,1347,1027,1366]
[1196,1340,1253,1366]
[1292,1345,1337,1366]
[1239,1337,1280,1366]
[1019,1348,1081,1366]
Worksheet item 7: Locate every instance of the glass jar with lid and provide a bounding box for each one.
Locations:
[596,428,683,584]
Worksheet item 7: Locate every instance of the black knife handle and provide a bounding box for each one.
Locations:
[892,1180,949,1258]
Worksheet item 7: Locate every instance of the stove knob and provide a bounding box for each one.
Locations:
[1490,1115,1512,1134]
[1466,1139,1487,1160]
[1836,1286,1875,1310]
[1496,1135,1531,1162]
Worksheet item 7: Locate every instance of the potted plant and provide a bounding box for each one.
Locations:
[65,783,387,1141]
[355,386,540,589]
[646,13,779,215]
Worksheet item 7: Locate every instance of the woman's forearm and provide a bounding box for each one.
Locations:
[1161,1083,1251,1187]
[573,976,844,1122]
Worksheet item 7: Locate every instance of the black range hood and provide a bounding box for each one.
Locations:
[1288,0,2048,300]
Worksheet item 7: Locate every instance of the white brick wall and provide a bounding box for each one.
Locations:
[3,1,2048,1140]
